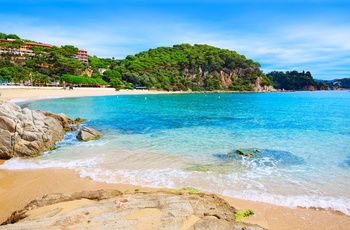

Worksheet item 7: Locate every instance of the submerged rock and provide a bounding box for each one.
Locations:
[0,100,78,159]
[1,190,265,230]
[341,156,350,168]
[213,148,304,165]
[185,164,214,172]
[76,126,102,142]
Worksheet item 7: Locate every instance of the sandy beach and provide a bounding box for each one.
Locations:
[1,87,350,229]
[0,86,175,102]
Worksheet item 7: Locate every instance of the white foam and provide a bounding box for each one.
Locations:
[75,166,350,216]
[0,157,99,171]
[3,157,349,216]
[222,190,350,216]
[77,167,191,189]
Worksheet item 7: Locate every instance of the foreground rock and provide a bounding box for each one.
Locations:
[1,190,265,230]
[76,126,103,141]
[0,100,77,159]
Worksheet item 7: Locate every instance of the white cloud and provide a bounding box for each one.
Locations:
[1,9,349,80]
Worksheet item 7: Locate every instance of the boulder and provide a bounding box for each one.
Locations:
[0,129,12,159]
[1,190,266,230]
[76,126,102,142]
[0,100,77,159]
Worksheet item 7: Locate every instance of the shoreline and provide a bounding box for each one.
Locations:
[0,86,180,102]
[1,88,350,229]
[0,86,343,103]
[1,165,349,229]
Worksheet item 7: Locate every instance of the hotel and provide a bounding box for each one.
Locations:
[0,39,88,63]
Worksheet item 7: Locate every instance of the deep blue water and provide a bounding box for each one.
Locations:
[3,91,350,214]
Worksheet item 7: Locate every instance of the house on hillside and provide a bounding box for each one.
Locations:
[0,39,88,63]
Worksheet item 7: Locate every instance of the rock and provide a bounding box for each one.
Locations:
[213,148,305,166]
[253,76,277,92]
[76,126,102,142]
[74,117,85,125]
[39,111,74,131]
[0,100,77,159]
[0,190,265,230]
[70,117,85,131]
[0,116,16,133]
[0,129,12,159]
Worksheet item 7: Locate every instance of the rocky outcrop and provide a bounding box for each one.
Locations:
[76,126,102,142]
[253,76,277,92]
[182,67,276,92]
[0,100,77,159]
[1,190,265,230]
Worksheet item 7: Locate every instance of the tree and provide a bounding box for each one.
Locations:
[266,70,318,90]
[5,34,20,39]
[110,77,123,90]
[58,45,79,57]
[0,32,6,39]
[31,72,42,86]
[0,67,13,81]
[102,69,121,82]
[40,74,51,85]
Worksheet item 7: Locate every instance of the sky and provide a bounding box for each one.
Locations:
[1,0,350,80]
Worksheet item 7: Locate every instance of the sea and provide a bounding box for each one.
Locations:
[1,91,350,215]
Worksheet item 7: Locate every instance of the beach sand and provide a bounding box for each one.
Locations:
[0,86,173,102]
[0,87,350,229]
[1,166,349,229]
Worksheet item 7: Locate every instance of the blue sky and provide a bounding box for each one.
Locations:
[1,0,349,80]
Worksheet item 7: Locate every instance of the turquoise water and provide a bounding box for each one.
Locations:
[2,91,350,214]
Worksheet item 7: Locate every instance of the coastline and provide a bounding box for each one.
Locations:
[0,86,180,102]
[1,165,349,229]
[1,88,350,229]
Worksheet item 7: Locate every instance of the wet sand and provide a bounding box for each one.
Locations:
[1,88,350,229]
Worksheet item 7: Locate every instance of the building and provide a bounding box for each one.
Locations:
[75,50,88,63]
[0,39,88,63]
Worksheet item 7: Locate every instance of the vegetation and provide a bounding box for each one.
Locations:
[337,78,350,88]
[4,31,344,91]
[235,209,255,222]
[60,74,107,85]
[266,70,328,91]
[0,32,88,85]
[1,32,270,91]
[113,44,269,91]
[0,32,21,40]
[182,187,201,193]
[321,78,350,89]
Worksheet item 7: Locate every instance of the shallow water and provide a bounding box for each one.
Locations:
[2,91,350,215]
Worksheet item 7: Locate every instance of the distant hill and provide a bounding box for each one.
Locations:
[1,32,272,91]
[111,44,273,91]
[317,78,350,89]
[266,70,328,91]
[5,31,340,92]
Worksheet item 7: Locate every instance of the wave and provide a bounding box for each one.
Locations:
[1,157,349,216]
[76,166,350,216]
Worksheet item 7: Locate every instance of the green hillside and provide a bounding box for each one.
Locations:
[266,70,328,91]
[1,32,272,91]
[111,44,272,91]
